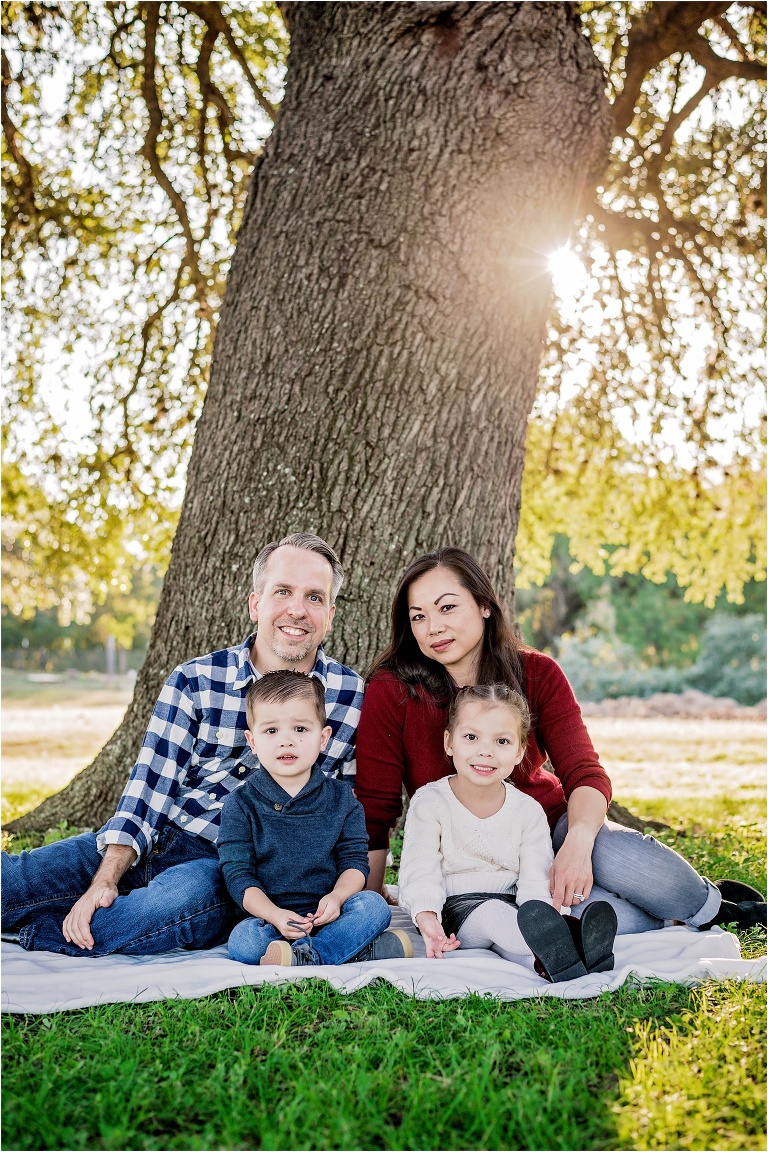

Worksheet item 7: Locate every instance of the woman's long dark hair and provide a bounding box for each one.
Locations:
[367,547,527,702]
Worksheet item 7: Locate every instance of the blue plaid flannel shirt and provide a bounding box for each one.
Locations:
[97,635,364,862]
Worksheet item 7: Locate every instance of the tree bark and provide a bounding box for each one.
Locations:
[9,1,611,834]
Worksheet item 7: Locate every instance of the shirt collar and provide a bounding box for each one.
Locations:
[249,762,326,806]
[233,633,329,692]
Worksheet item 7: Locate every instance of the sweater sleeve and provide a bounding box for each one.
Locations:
[354,674,408,850]
[397,788,448,925]
[514,799,555,907]
[216,791,265,910]
[527,653,612,807]
[332,791,371,881]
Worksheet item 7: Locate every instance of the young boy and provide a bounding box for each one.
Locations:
[219,670,413,966]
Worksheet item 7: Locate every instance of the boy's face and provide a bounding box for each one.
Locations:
[444,701,525,787]
[245,697,332,793]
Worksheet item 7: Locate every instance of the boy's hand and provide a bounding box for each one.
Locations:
[311,893,343,926]
[415,911,460,959]
[272,909,314,939]
[62,882,119,950]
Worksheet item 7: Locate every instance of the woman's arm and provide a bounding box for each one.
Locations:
[525,653,611,907]
[549,786,607,909]
[354,675,408,890]
[366,849,388,895]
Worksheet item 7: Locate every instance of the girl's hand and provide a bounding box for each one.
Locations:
[549,826,594,911]
[415,911,460,959]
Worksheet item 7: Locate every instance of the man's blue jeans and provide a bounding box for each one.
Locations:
[228,890,392,964]
[553,815,722,933]
[1,826,239,956]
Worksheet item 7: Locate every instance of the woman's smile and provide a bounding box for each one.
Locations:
[408,567,487,686]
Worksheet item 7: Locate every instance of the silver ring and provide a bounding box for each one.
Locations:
[573,893,585,901]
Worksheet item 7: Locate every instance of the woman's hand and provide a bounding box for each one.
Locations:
[415,911,460,958]
[549,825,595,911]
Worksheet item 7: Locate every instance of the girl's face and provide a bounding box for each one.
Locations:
[407,566,489,687]
[444,701,526,786]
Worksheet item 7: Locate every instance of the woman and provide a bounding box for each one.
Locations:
[355,547,765,934]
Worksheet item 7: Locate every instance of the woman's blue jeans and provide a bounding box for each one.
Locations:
[228,890,391,965]
[553,814,722,933]
[1,826,239,956]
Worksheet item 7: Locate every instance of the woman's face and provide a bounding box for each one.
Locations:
[406,566,489,687]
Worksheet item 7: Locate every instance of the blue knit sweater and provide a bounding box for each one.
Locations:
[217,764,370,914]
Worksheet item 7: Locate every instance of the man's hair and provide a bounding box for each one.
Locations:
[446,683,531,749]
[245,669,327,730]
[251,533,344,603]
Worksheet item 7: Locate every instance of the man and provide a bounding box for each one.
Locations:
[2,533,364,956]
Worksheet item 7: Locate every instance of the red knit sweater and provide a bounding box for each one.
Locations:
[355,650,612,850]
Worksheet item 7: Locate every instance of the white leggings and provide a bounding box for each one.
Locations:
[459,900,536,971]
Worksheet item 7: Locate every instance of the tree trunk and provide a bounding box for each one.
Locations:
[8,1,611,835]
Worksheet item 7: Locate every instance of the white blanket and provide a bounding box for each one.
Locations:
[2,905,764,1014]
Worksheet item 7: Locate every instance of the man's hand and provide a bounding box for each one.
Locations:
[61,843,137,950]
[271,908,315,939]
[415,911,460,959]
[311,893,343,927]
[549,825,594,911]
[62,882,119,950]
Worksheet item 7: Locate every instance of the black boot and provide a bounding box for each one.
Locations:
[517,901,587,983]
[714,879,765,904]
[700,900,767,931]
[564,902,618,973]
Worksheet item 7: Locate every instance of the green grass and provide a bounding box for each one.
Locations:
[1,669,134,708]
[2,800,765,1151]
[2,980,764,1152]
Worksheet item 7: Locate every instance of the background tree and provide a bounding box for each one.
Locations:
[3,0,765,832]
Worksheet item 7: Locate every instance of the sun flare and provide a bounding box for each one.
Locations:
[548,246,588,299]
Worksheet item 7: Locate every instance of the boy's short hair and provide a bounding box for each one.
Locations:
[245,670,327,730]
[446,683,531,749]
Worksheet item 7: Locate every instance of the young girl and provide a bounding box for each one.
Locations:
[397,684,618,982]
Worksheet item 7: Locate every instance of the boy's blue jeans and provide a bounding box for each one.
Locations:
[228,890,392,965]
[1,826,239,956]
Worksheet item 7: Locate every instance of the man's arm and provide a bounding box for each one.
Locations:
[97,666,201,860]
[61,845,137,950]
[63,667,202,948]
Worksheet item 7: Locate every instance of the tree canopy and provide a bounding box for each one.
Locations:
[3,0,765,624]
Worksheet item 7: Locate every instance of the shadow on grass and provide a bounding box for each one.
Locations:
[2,977,765,1152]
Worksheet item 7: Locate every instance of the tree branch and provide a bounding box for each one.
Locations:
[139,3,213,323]
[612,1,733,135]
[178,0,277,122]
[1,50,36,218]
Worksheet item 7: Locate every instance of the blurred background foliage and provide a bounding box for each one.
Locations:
[2,1,765,676]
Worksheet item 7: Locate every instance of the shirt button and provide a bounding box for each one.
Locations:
[274,803,283,811]
[209,793,216,800]
[239,766,246,774]
[180,815,188,823]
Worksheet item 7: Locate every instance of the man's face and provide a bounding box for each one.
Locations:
[249,545,336,673]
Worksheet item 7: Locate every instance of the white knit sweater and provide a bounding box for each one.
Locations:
[398,776,554,924]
